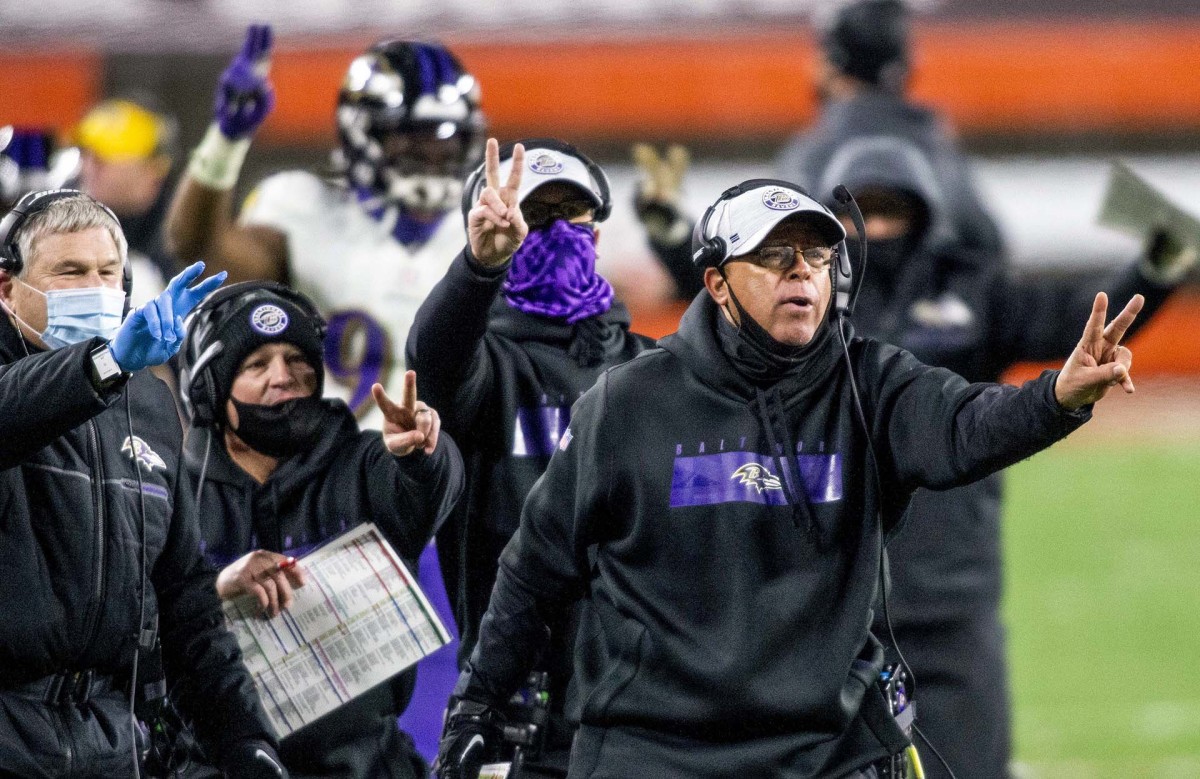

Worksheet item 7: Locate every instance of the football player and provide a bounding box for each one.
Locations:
[166,25,485,428]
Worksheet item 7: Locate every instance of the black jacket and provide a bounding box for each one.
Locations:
[776,90,1004,255]
[0,321,274,760]
[406,250,651,753]
[188,400,463,777]
[812,137,1178,622]
[458,294,1090,778]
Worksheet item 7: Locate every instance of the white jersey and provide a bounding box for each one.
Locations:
[241,170,464,430]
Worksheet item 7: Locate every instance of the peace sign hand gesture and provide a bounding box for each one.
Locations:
[467,138,528,268]
[372,370,441,457]
[1055,292,1144,411]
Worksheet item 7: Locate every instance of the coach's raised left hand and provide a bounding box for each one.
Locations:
[1055,292,1144,411]
[372,370,441,457]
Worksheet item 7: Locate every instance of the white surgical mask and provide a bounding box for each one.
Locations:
[8,279,126,349]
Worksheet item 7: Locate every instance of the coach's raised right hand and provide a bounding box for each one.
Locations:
[467,138,528,267]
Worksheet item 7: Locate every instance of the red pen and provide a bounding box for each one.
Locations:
[277,556,298,572]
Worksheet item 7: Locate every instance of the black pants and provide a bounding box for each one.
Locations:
[0,679,137,778]
[884,610,1010,779]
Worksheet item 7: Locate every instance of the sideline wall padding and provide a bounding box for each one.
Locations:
[4,22,1200,145]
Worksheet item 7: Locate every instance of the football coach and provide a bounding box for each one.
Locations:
[435,179,1142,778]
[0,189,285,777]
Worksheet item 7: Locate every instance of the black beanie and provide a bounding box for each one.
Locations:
[182,281,325,426]
[822,0,910,89]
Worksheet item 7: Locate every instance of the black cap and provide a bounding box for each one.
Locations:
[822,0,910,89]
[182,282,326,425]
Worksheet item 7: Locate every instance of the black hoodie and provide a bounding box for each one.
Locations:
[187,400,464,776]
[406,249,652,760]
[776,90,1004,256]
[458,293,1090,778]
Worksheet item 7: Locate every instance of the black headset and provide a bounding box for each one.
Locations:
[0,188,134,317]
[460,137,612,227]
[691,178,855,316]
[179,281,327,427]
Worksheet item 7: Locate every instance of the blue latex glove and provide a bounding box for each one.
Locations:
[110,262,226,372]
[215,24,275,139]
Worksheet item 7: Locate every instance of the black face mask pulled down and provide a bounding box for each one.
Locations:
[229,396,327,459]
[715,274,833,386]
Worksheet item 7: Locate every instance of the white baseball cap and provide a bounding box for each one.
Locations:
[497,144,606,209]
[697,182,846,266]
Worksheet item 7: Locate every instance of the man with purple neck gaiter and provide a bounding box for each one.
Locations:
[408,138,652,778]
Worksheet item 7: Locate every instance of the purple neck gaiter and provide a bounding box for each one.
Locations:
[504,220,614,323]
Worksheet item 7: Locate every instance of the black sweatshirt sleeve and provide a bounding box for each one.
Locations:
[363,428,466,563]
[152,426,276,760]
[866,343,1091,493]
[405,249,508,431]
[0,337,125,469]
[455,374,609,707]
[994,260,1176,365]
[648,227,705,301]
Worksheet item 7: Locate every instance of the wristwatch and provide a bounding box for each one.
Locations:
[88,342,129,392]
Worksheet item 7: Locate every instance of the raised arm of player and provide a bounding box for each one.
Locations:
[163,23,288,284]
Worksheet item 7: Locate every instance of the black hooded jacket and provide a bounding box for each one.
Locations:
[406,249,652,754]
[457,293,1091,777]
[812,136,1178,622]
[776,90,1003,255]
[187,399,464,776]
[0,319,274,759]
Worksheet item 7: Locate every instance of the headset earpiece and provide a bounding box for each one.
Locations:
[460,163,486,229]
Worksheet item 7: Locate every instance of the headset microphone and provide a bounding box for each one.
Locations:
[832,185,869,316]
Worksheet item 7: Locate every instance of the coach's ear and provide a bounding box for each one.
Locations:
[0,270,12,308]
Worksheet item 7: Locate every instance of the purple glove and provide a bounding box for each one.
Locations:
[214,24,275,140]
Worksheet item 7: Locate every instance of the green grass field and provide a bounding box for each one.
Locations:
[1004,440,1200,778]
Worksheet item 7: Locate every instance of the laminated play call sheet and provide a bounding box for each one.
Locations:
[223,522,451,737]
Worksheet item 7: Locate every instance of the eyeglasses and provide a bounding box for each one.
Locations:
[522,199,595,228]
[745,245,838,273]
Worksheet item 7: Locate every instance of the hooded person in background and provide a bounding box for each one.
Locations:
[776,0,1002,256]
[811,136,1196,779]
[178,281,465,778]
[433,174,1144,778]
[0,189,286,777]
[632,1,1005,304]
[408,138,652,776]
